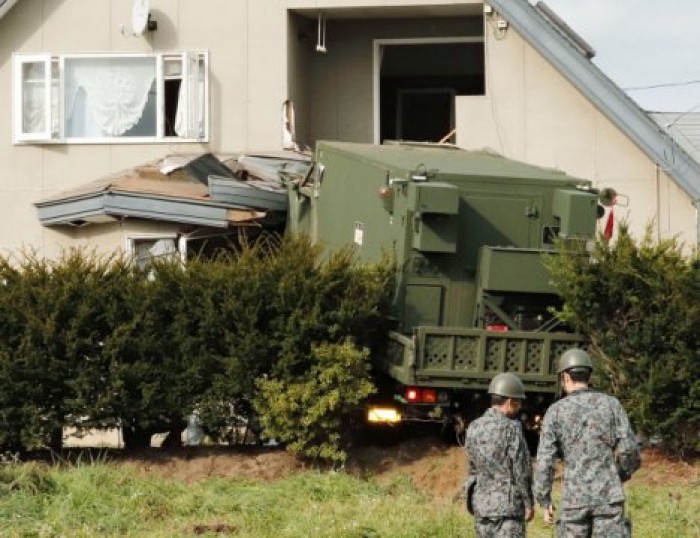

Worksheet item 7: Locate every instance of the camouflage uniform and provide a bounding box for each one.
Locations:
[465,407,533,538]
[534,388,641,537]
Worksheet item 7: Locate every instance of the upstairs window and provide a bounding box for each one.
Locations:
[13,51,208,144]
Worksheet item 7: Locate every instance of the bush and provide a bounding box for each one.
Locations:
[546,225,700,454]
[0,251,123,451]
[202,235,394,458]
[0,235,394,460]
[255,341,376,463]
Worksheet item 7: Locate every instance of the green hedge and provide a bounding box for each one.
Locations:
[0,236,394,461]
[546,225,699,455]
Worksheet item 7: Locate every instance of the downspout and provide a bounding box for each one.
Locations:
[696,198,700,247]
[655,164,661,241]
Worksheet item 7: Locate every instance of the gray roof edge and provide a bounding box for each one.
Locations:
[488,0,700,201]
[34,191,103,208]
[36,191,234,228]
[35,189,252,211]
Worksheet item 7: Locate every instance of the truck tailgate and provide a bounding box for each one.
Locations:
[381,327,586,393]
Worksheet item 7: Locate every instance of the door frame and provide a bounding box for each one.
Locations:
[372,36,484,144]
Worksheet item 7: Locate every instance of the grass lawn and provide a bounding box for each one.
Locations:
[0,447,697,537]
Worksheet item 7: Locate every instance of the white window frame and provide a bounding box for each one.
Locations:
[13,51,209,145]
[13,54,55,142]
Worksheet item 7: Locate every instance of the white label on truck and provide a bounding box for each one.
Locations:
[354,222,364,246]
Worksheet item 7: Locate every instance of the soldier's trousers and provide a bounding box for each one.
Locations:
[474,517,525,538]
[557,501,630,537]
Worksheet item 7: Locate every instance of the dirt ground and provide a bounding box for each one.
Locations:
[113,438,698,502]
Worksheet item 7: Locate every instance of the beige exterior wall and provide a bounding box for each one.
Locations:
[41,220,181,262]
[456,20,698,246]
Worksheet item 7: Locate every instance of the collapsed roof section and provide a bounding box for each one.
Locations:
[34,152,311,228]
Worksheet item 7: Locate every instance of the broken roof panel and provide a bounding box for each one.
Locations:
[34,152,309,228]
[184,153,236,184]
[209,175,287,212]
[237,154,312,183]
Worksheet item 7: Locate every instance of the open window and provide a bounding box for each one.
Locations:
[127,235,182,269]
[13,51,208,144]
[164,52,206,139]
[13,55,59,142]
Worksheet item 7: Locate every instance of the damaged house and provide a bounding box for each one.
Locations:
[1,0,699,263]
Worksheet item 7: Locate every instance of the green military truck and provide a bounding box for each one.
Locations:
[285,141,598,441]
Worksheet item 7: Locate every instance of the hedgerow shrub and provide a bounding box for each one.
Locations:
[0,235,394,460]
[0,251,125,451]
[546,225,699,454]
[200,236,395,459]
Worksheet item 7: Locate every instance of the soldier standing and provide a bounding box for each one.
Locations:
[465,372,534,538]
[534,348,641,537]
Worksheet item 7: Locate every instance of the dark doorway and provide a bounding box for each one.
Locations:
[397,88,454,142]
[379,41,484,143]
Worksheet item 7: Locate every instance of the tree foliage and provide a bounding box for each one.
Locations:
[545,224,699,454]
[255,341,376,463]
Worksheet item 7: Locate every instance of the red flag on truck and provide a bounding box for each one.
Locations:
[603,207,614,240]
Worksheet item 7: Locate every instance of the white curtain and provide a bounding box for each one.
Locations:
[174,53,204,139]
[21,62,46,134]
[65,57,155,137]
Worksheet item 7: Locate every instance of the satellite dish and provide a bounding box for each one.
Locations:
[131,0,150,36]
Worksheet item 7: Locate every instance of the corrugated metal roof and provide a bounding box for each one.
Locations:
[650,112,700,164]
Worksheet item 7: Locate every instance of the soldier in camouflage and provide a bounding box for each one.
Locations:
[534,348,641,537]
[465,372,534,538]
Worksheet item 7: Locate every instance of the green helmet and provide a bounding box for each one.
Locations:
[558,348,593,374]
[488,372,526,400]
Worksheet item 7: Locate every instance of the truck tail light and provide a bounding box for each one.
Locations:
[422,388,437,403]
[404,387,437,404]
[405,387,420,402]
